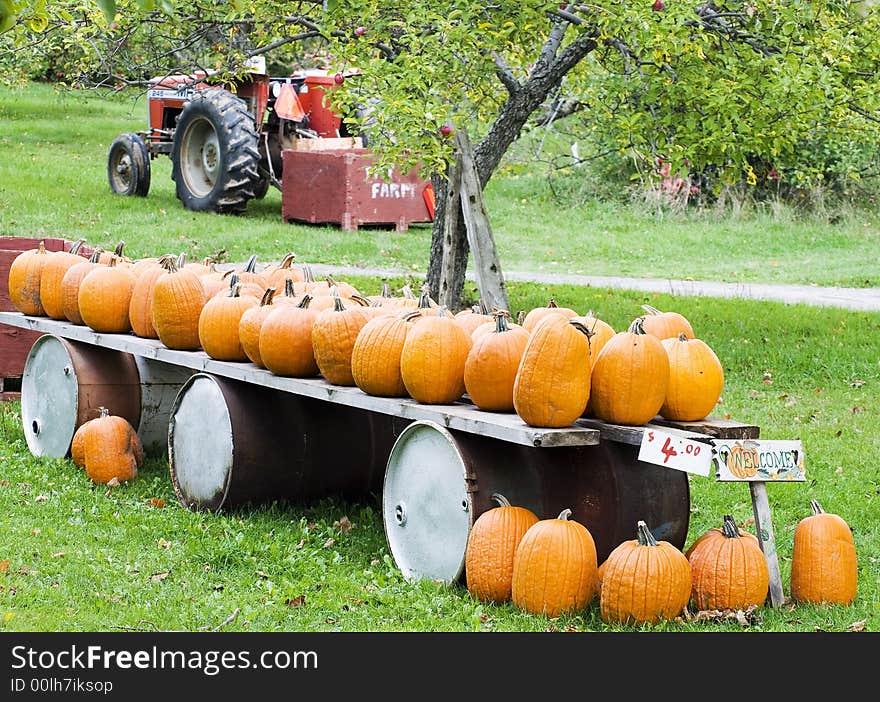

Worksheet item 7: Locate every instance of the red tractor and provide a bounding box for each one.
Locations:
[107,61,365,214]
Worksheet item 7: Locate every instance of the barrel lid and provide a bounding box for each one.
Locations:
[382,420,474,584]
[168,373,234,511]
[21,335,78,458]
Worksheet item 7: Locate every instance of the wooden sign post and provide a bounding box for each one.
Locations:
[438,128,509,313]
[639,429,805,608]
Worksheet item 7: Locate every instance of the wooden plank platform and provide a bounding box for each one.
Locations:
[0,312,600,449]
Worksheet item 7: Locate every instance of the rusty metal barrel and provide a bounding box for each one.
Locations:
[382,420,690,584]
[168,373,410,512]
[20,334,193,458]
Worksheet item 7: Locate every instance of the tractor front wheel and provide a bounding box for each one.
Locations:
[171,88,261,214]
[107,133,151,197]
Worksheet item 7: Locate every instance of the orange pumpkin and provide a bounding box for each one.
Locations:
[465,493,540,604]
[198,281,259,361]
[311,288,373,386]
[687,514,769,611]
[521,298,577,335]
[78,258,137,333]
[513,315,592,427]
[399,307,472,404]
[600,520,692,625]
[238,287,278,368]
[60,248,104,325]
[511,508,598,617]
[128,255,173,339]
[81,407,144,485]
[454,304,493,336]
[660,333,725,421]
[685,518,760,559]
[351,311,419,398]
[8,241,51,315]
[151,257,207,350]
[259,294,320,377]
[640,304,695,340]
[38,238,87,320]
[790,500,858,605]
[590,316,670,426]
[464,311,530,412]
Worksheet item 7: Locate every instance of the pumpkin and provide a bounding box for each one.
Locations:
[81,407,144,485]
[198,281,259,361]
[150,256,207,350]
[687,514,769,611]
[465,493,540,604]
[238,287,278,368]
[454,303,493,336]
[464,310,530,412]
[8,241,51,315]
[128,254,174,338]
[640,304,695,340]
[685,518,760,559]
[660,333,725,421]
[790,500,858,605]
[513,315,592,427]
[400,307,472,404]
[351,311,419,397]
[590,316,670,426]
[38,238,87,320]
[511,508,598,617]
[521,298,578,335]
[259,294,320,377]
[60,248,104,325]
[78,257,137,333]
[70,415,98,468]
[471,316,524,342]
[600,520,692,625]
[311,287,373,385]
[579,312,615,367]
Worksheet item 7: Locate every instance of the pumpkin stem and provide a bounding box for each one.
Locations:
[302,264,315,284]
[636,520,658,547]
[721,514,740,539]
[279,252,296,269]
[493,310,510,333]
[108,256,118,268]
[98,406,110,419]
[810,499,824,516]
[402,310,423,323]
[283,278,295,298]
[202,256,215,266]
[437,305,449,318]
[37,241,46,254]
[569,319,594,339]
[547,298,559,308]
[260,287,276,306]
[297,293,313,309]
[557,508,572,521]
[350,294,371,307]
[331,286,346,311]
[641,304,662,316]
[176,252,187,269]
[114,241,125,257]
[69,238,86,256]
[380,280,392,298]
[418,284,433,309]
[478,299,489,315]
[517,310,525,326]
[228,273,240,290]
[401,284,416,300]
[229,282,242,298]
[628,316,648,335]
[244,254,258,273]
[88,248,104,263]
[490,493,511,508]
[678,332,689,341]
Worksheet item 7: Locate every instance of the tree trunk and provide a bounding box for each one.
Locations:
[425,29,598,308]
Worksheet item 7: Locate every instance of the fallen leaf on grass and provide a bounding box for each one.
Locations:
[323,538,336,548]
[148,498,165,509]
[285,595,306,608]
[678,604,762,627]
[150,571,169,583]
[106,478,120,488]
[0,561,8,574]
[256,570,269,579]
[157,538,171,549]
[34,494,48,502]
[51,552,65,559]
[850,380,865,388]
[848,620,867,632]
[334,516,353,533]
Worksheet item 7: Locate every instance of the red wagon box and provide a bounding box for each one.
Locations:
[280,148,434,232]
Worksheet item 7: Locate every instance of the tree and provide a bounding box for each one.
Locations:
[3,1,879,308]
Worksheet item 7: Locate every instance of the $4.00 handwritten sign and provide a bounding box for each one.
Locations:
[637,428,713,476]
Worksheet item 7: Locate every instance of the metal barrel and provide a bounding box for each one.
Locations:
[19,334,194,458]
[21,335,142,458]
[168,372,410,512]
[382,420,690,584]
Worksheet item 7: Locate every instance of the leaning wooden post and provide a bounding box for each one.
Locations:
[452,128,509,313]
[438,156,465,310]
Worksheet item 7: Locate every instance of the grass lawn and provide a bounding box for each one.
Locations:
[0,83,877,633]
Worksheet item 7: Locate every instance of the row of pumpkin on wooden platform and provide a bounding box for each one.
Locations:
[466,495,858,624]
[8,240,724,428]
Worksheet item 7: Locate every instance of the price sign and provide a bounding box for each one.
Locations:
[637,428,713,476]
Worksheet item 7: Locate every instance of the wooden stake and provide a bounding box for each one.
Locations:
[749,481,785,607]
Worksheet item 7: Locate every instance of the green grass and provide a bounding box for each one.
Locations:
[1,282,878,633]
[1,82,879,287]
[0,82,878,633]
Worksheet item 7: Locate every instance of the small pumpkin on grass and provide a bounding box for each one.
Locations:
[687,514,769,611]
[790,500,858,605]
[80,407,144,485]
[511,508,598,617]
[600,520,692,625]
[465,493,540,604]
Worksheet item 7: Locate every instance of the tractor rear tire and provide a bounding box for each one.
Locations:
[171,88,261,214]
[107,133,151,197]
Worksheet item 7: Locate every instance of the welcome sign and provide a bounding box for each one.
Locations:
[713,439,805,482]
